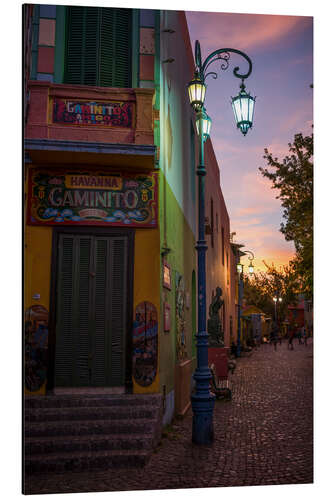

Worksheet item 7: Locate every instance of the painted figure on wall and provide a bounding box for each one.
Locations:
[24,305,49,393]
[132,302,158,386]
[207,286,224,346]
[176,273,187,361]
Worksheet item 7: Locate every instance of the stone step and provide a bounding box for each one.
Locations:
[25,405,159,423]
[25,418,155,438]
[25,449,150,475]
[25,394,162,409]
[25,432,154,455]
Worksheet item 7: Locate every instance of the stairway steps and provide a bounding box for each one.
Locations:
[25,432,154,455]
[25,406,159,422]
[24,394,163,474]
[26,418,155,438]
[25,449,150,474]
[25,394,162,409]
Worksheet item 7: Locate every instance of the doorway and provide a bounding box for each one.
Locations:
[50,229,133,389]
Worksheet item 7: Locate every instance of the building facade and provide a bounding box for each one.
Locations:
[24,5,236,425]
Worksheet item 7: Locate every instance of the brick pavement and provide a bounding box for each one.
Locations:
[24,339,313,494]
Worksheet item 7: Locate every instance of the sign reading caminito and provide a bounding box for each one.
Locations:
[28,170,158,228]
[52,98,133,127]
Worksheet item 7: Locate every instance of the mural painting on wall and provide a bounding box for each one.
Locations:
[133,302,158,386]
[53,99,133,128]
[27,170,157,228]
[25,305,49,392]
[175,272,187,361]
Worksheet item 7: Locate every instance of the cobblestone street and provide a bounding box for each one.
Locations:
[25,339,313,495]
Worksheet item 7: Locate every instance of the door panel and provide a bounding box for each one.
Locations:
[54,234,128,387]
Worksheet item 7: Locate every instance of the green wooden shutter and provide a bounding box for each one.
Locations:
[64,6,84,85]
[65,6,132,87]
[83,7,100,86]
[55,234,129,388]
[91,237,108,386]
[109,237,128,386]
[55,235,75,386]
[75,236,92,386]
[55,235,93,387]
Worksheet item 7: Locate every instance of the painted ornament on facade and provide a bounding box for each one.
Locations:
[24,305,49,392]
[175,273,187,361]
[132,302,158,386]
[27,170,157,228]
[53,98,133,128]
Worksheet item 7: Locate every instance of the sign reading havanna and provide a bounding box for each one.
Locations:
[28,170,157,227]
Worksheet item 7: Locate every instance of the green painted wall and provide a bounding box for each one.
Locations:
[158,171,196,394]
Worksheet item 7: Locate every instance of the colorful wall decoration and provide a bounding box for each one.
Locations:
[24,305,49,393]
[132,302,158,386]
[175,272,187,361]
[52,98,133,127]
[27,170,158,227]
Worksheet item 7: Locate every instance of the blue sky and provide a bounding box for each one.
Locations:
[185,11,313,271]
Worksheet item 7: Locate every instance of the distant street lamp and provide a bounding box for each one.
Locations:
[188,40,255,445]
[273,296,282,323]
[236,250,255,357]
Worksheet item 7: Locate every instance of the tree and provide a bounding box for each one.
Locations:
[243,264,298,320]
[259,132,313,299]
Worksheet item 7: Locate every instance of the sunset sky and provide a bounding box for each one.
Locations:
[185,10,313,272]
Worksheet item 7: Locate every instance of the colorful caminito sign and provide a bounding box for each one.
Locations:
[27,170,158,227]
[52,98,133,127]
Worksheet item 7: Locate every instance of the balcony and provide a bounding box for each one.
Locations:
[25,81,156,169]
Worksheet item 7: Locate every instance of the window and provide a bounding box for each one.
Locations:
[64,6,132,87]
[221,226,225,265]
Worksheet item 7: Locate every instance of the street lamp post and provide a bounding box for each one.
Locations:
[236,250,255,358]
[188,41,255,445]
[273,296,282,323]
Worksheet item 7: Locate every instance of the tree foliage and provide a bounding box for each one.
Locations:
[259,132,313,299]
[243,265,298,320]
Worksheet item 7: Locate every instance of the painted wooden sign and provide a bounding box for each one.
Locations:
[27,169,158,228]
[132,302,158,387]
[52,98,133,127]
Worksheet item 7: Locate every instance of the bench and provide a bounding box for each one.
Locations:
[210,363,232,400]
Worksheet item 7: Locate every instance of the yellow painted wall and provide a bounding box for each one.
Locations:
[24,225,53,311]
[24,224,53,395]
[132,228,161,394]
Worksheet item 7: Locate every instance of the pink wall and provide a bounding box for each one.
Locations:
[205,139,235,346]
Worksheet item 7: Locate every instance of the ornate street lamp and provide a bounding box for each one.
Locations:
[196,107,212,142]
[231,82,256,136]
[188,40,255,445]
[188,72,206,111]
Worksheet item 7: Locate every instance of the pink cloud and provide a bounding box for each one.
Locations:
[186,12,311,53]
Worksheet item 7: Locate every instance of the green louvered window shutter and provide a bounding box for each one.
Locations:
[64,6,132,87]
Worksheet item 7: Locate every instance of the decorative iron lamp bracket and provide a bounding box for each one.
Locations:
[194,40,253,85]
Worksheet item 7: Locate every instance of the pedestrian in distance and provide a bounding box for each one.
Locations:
[298,326,303,345]
[304,325,308,346]
[288,326,295,350]
[270,322,279,351]
[300,325,308,346]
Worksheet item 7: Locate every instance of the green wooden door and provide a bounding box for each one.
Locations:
[54,234,128,387]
